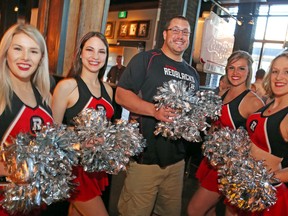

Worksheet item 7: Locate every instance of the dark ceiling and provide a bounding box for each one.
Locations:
[110,0,158,4]
[110,0,287,5]
[109,0,159,11]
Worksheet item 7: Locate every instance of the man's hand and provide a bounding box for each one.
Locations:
[82,137,105,148]
[154,106,177,122]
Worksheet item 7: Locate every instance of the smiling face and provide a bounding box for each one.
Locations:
[270,56,288,97]
[162,17,190,61]
[80,36,107,75]
[7,32,42,82]
[226,58,250,88]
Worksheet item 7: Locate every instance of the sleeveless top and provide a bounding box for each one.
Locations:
[0,86,52,145]
[246,102,288,168]
[63,76,114,125]
[63,76,114,202]
[217,89,250,129]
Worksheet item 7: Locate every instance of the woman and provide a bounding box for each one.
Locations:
[52,32,113,216]
[245,52,288,215]
[0,24,52,215]
[187,50,264,216]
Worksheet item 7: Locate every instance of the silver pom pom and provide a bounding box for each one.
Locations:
[1,124,80,215]
[153,79,222,142]
[203,127,278,212]
[202,127,251,167]
[74,109,146,174]
[218,157,278,212]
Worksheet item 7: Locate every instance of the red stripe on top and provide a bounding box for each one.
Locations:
[84,97,114,120]
[2,105,53,145]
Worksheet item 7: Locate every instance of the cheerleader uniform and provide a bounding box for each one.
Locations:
[196,90,250,192]
[245,102,288,215]
[0,86,53,216]
[63,76,114,202]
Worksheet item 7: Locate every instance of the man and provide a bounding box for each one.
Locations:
[107,55,126,120]
[107,55,126,86]
[214,75,230,96]
[116,15,200,216]
[251,68,267,103]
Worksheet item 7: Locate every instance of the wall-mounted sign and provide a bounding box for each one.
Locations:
[118,11,128,19]
[194,12,234,75]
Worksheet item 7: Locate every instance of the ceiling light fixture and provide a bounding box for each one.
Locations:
[204,0,242,26]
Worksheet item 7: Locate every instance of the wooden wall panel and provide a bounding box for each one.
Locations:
[45,0,64,74]
[62,0,81,76]
[36,0,109,75]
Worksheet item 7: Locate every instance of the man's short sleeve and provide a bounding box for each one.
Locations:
[117,52,150,94]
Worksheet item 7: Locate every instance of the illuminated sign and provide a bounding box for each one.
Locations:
[118,11,127,19]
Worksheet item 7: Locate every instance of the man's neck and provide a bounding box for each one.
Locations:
[161,47,183,62]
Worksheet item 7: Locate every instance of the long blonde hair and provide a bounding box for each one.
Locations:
[0,24,51,110]
[263,51,288,98]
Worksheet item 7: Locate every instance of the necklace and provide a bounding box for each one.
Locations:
[267,106,275,113]
[267,105,275,114]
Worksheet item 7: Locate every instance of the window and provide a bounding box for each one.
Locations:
[269,4,288,15]
[225,3,288,74]
[265,17,288,41]
[254,17,267,40]
[252,42,284,72]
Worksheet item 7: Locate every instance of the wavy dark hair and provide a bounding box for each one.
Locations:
[67,31,109,80]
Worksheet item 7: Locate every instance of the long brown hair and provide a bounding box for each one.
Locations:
[67,31,109,80]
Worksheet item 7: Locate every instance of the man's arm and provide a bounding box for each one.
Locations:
[106,70,112,83]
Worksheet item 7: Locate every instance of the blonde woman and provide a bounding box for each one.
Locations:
[244,52,288,215]
[188,50,264,216]
[0,24,52,215]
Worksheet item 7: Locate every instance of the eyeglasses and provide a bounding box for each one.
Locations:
[166,28,191,36]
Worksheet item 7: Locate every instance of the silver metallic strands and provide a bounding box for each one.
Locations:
[73,108,146,174]
[202,127,278,212]
[1,124,80,215]
[202,127,251,167]
[218,157,278,212]
[153,79,222,142]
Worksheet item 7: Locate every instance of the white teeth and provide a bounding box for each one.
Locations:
[89,61,99,65]
[18,64,30,68]
[232,77,240,80]
[275,83,285,87]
